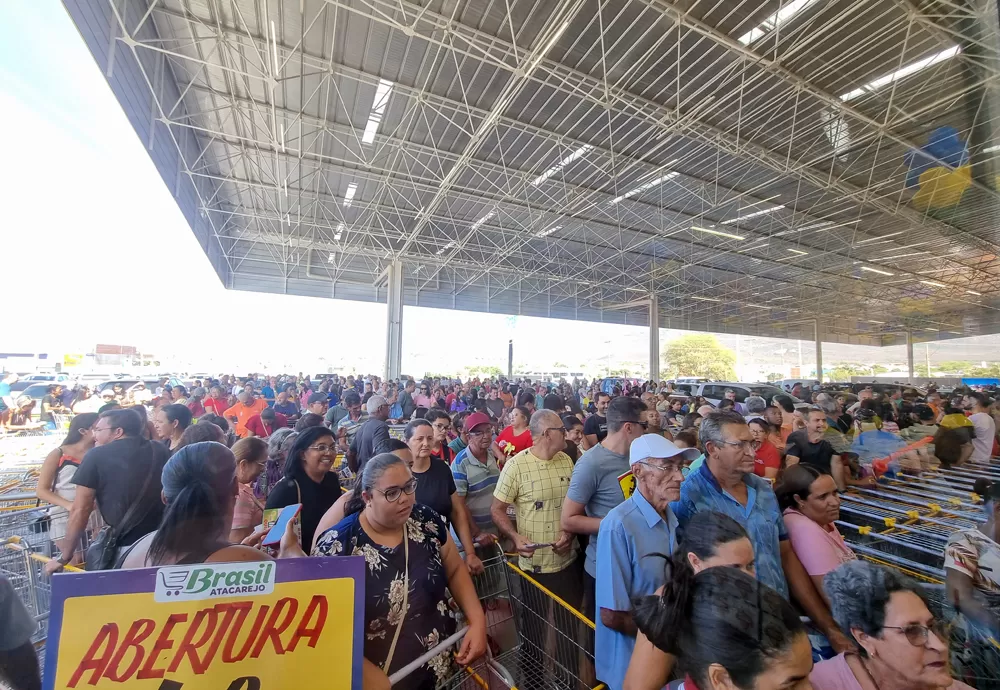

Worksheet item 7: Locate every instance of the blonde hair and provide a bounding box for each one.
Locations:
[231,436,268,465]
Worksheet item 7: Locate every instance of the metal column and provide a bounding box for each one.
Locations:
[649,296,660,382]
[906,329,915,383]
[384,260,403,381]
[814,320,823,383]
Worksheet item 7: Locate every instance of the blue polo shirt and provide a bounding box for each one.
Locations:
[671,460,789,599]
[595,489,678,690]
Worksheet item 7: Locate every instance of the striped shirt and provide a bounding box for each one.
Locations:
[451,447,501,534]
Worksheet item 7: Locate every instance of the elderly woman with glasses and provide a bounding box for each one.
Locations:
[313,452,487,690]
[812,560,972,690]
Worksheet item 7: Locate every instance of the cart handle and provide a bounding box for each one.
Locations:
[388,626,469,685]
[3,536,84,572]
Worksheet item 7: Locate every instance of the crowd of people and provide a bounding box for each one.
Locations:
[4,371,998,690]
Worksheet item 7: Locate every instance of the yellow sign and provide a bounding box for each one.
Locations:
[63,354,84,368]
[45,559,364,690]
[618,469,636,500]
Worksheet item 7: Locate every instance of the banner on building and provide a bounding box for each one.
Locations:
[44,557,365,690]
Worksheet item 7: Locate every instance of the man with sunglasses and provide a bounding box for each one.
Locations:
[561,396,649,623]
[672,409,851,655]
[451,413,502,547]
[594,434,699,690]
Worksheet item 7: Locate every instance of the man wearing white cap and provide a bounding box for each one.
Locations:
[594,434,697,690]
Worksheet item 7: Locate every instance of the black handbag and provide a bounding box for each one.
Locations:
[85,462,157,571]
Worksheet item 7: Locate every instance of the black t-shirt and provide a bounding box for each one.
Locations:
[414,459,456,526]
[583,414,608,442]
[40,394,58,423]
[72,436,170,546]
[266,471,342,553]
[785,430,836,475]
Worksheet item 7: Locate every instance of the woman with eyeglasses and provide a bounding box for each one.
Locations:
[812,560,971,690]
[313,452,487,690]
[424,409,455,463]
[265,425,342,551]
[403,420,481,572]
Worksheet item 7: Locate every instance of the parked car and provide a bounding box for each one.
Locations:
[686,382,807,409]
[24,373,73,383]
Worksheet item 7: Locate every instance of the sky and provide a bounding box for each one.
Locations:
[3,2,997,378]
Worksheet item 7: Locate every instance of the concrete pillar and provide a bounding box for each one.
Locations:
[384,260,403,380]
[814,320,823,383]
[649,295,660,382]
[906,329,915,384]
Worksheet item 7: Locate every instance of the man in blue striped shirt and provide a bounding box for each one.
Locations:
[451,412,502,541]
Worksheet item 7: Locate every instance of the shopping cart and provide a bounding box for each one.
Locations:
[392,545,601,689]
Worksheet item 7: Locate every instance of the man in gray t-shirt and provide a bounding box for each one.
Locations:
[561,396,648,620]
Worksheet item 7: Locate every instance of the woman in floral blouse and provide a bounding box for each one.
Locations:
[313,452,487,690]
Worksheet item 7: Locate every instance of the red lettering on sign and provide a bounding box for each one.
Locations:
[222,603,268,664]
[136,613,187,680]
[104,619,156,682]
[250,597,298,658]
[164,607,219,676]
[67,623,119,688]
[286,596,328,652]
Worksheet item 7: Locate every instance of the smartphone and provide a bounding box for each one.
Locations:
[525,542,555,549]
[263,504,302,546]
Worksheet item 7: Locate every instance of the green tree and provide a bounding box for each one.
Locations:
[936,360,975,374]
[464,364,503,379]
[662,334,736,380]
[765,372,784,382]
[827,363,869,381]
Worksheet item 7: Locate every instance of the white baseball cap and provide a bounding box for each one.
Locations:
[629,434,700,466]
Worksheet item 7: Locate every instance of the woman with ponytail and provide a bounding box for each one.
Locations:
[622,511,756,690]
[313,453,487,690]
[117,442,303,568]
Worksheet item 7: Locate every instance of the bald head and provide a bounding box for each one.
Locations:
[529,409,562,439]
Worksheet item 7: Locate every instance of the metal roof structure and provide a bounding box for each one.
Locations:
[65,0,1000,347]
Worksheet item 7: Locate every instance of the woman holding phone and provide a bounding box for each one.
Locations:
[118,442,302,568]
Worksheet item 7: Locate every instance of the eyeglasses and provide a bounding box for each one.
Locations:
[432,424,451,431]
[718,439,762,452]
[625,420,649,430]
[92,426,113,433]
[467,429,489,438]
[308,444,337,453]
[376,478,418,503]
[544,426,567,435]
[883,621,947,647]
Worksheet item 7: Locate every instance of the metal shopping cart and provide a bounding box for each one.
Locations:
[391,545,601,689]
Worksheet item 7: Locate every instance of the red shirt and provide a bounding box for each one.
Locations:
[245,413,288,438]
[186,400,206,418]
[496,425,532,458]
[204,397,229,416]
[754,440,782,478]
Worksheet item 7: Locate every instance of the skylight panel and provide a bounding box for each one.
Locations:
[691,296,722,302]
[342,183,358,207]
[361,79,394,144]
[470,211,496,232]
[690,226,745,240]
[334,223,344,241]
[860,266,894,276]
[840,46,960,102]
[720,205,785,225]
[534,225,562,238]
[531,145,594,186]
[737,0,822,46]
[610,162,679,204]
[436,241,456,256]
[787,248,808,255]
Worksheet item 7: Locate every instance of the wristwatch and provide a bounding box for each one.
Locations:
[55,553,71,566]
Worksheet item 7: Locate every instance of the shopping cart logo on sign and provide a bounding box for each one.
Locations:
[153,562,276,603]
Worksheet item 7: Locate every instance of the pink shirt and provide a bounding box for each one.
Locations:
[782,508,856,577]
[811,654,975,690]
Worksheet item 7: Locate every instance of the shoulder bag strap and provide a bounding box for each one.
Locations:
[113,454,159,541]
[294,479,302,504]
[382,531,410,673]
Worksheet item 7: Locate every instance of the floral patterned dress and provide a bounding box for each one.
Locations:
[313,504,457,690]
